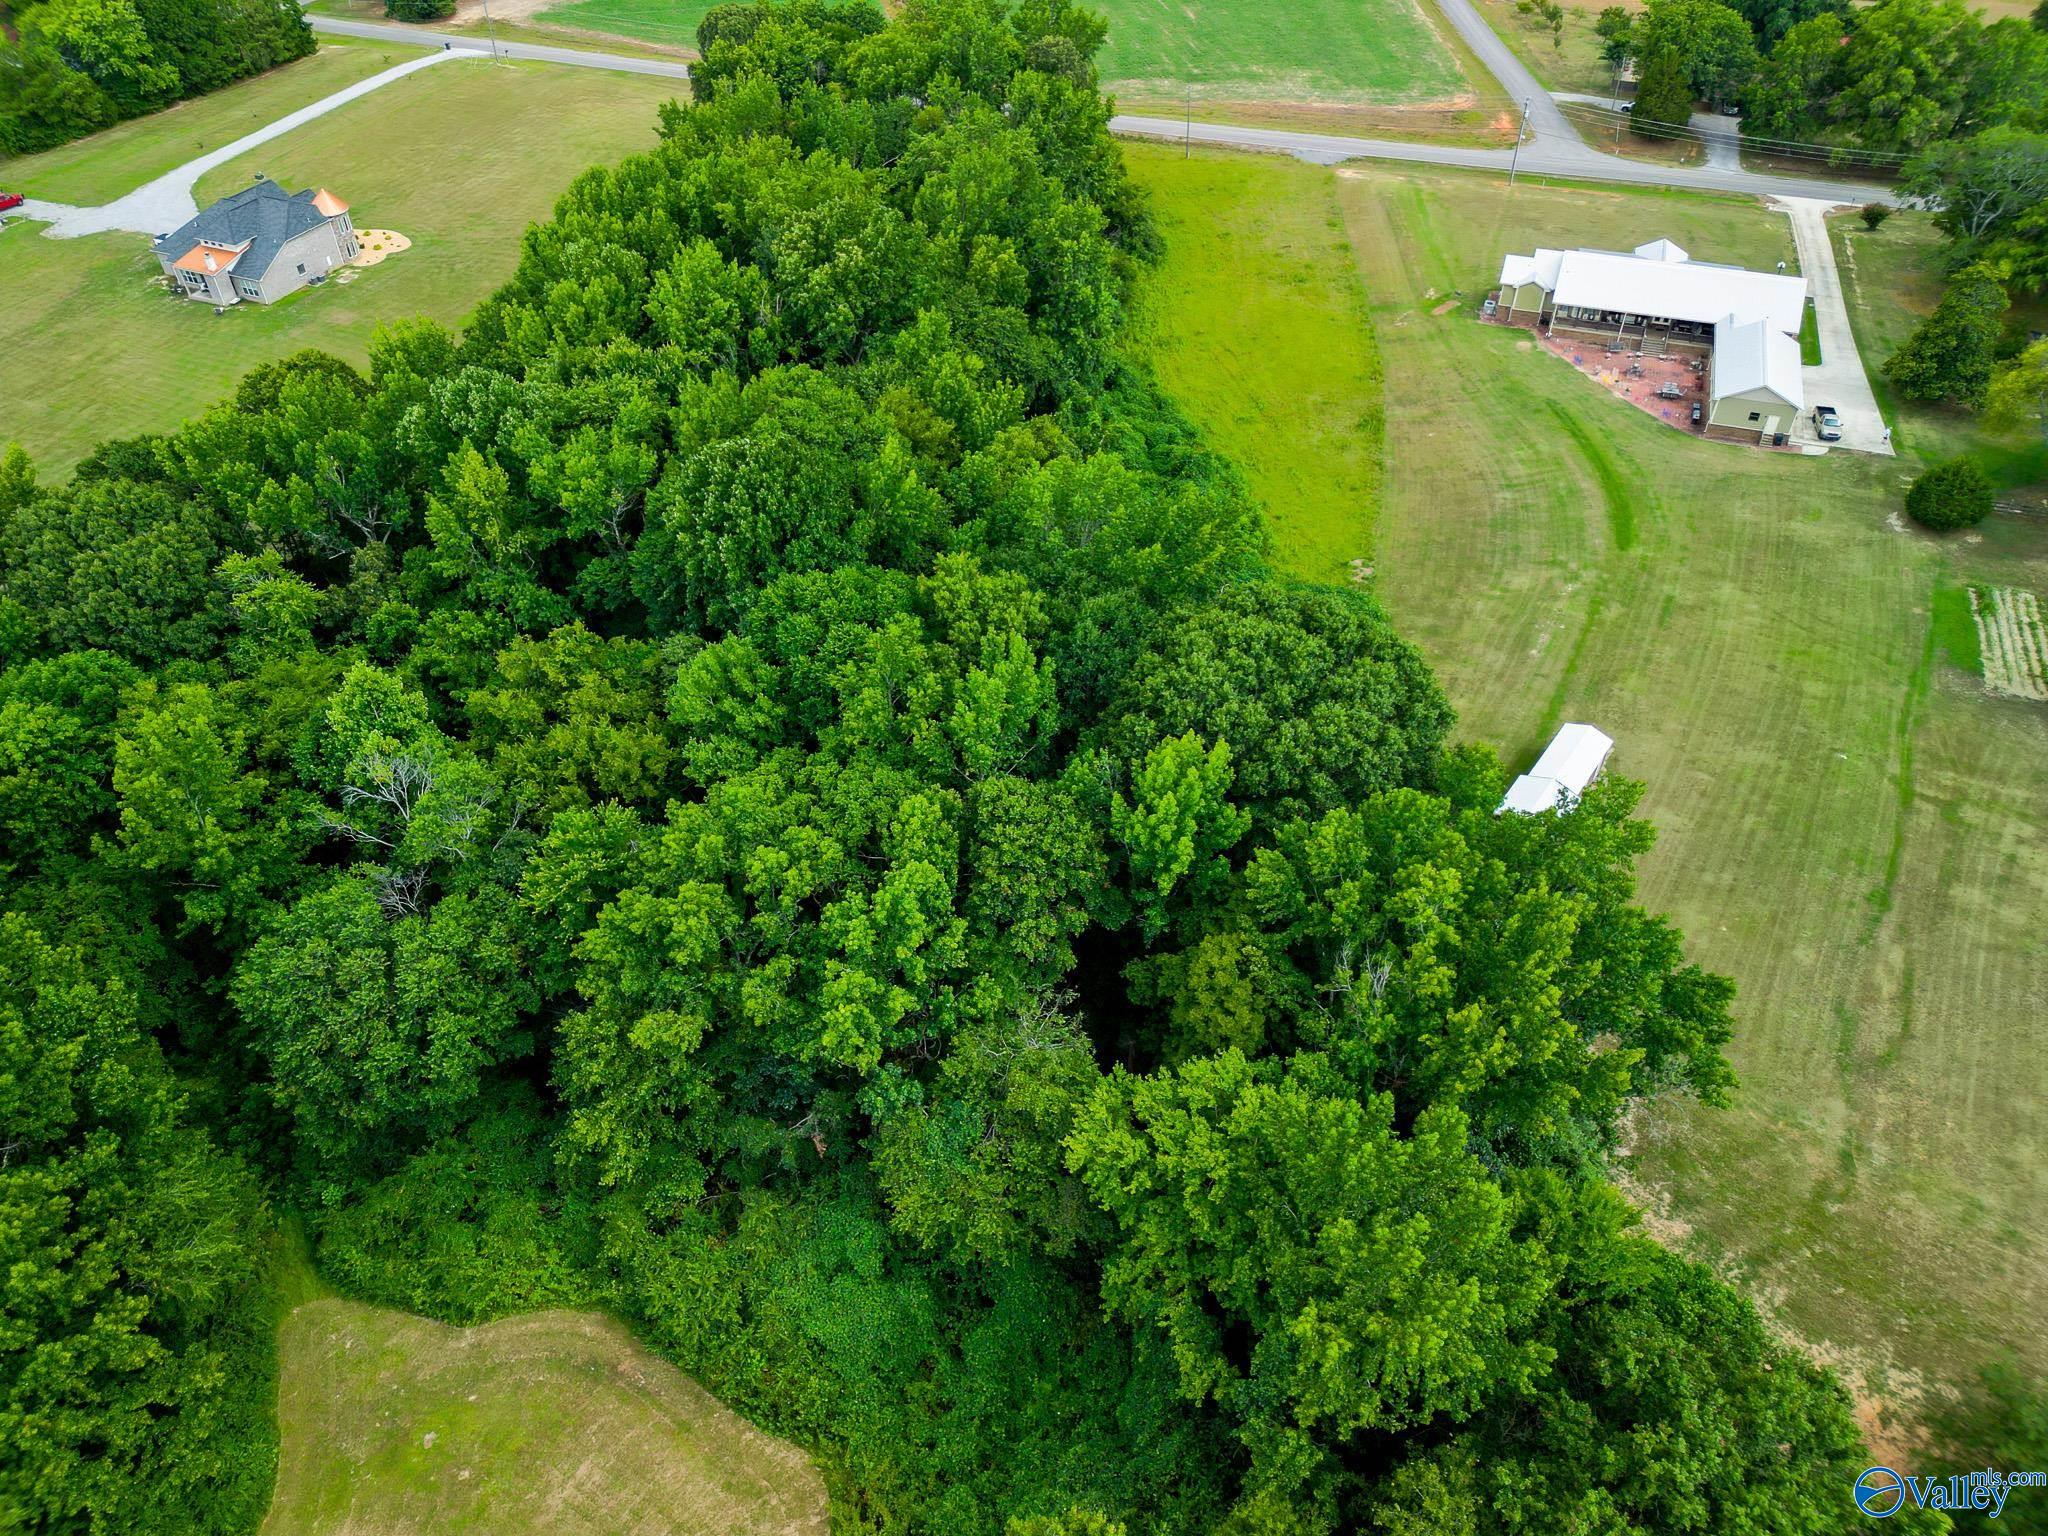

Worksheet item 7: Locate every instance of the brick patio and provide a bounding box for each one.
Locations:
[1487,311,1800,448]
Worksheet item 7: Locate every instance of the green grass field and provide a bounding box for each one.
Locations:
[530,0,712,49]
[1092,0,1468,104]
[0,43,404,205]
[527,0,1475,105]
[1129,144,2048,1435]
[264,1298,827,1534]
[0,60,678,475]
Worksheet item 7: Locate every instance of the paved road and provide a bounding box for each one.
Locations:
[307,4,1891,206]
[22,49,457,238]
[1691,111,1742,173]
[1775,195,1892,455]
[308,14,692,78]
[1117,0,1896,204]
[1431,0,1582,146]
[1112,114,1899,204]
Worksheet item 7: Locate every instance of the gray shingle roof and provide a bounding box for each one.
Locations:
[153,179,331,280]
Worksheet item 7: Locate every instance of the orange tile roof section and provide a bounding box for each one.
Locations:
[170,242,247,275]
[311,188,349,217]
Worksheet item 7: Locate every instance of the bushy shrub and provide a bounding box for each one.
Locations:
[1906,457,1995,530]
[1860,202,1893,230]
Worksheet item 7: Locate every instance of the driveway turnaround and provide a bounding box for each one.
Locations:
[1774,195,1893,455]
[22,49,457,238]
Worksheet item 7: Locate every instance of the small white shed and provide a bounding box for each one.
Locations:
[1498,723,1614,815]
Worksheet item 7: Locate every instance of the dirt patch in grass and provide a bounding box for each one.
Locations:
[263,1299,827,1536]
[349,227,410,267]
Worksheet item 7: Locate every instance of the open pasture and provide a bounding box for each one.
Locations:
[263,1300,829,1535]
[1128,143,2048,1429]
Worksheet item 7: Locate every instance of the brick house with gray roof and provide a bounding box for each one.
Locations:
[153,179,358,306]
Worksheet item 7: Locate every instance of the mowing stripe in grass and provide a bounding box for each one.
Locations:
[1864,607,1936,934]
[1545,401,1640,553]
[1930,581,1983,677]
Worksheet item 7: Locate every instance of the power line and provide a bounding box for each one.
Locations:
[1550,103,1912,163]
[1551,103,1911,168]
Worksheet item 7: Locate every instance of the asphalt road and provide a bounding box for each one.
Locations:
[308,14,693,78]
[306,7,1896,204]
[1110,114,1898,204]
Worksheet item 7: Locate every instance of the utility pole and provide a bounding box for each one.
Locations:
[481,0,501,61]
[1184,80,1191,158]
[1509,97,1530,186]
[1612,60,1624,145]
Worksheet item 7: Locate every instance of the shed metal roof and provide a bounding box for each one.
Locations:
[1499,723,1614,815]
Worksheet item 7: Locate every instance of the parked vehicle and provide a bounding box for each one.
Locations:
[0,192,24,213]
[1813,405,1842,441]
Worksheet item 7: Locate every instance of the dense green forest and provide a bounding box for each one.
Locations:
[0,0,1967,1531]
[1608,0,2048,290]
[0,0,312,155]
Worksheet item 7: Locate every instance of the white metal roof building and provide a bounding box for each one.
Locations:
[1708,313,1803,413]
[1495,239,1808,440]
[1498,723,1615,815]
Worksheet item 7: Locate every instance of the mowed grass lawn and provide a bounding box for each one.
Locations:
[1094,0,1468,104]
[532,0,713,50]
[0,60,678,475]
[528,0,1476,105]
[0,42,402,205]
[265,1298,828,1535]
[1130,145,2048,1427]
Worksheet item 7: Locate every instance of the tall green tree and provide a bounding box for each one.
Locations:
[1883,260,2011,406]
[0,917,275,1536]
[1632,0,1759,108]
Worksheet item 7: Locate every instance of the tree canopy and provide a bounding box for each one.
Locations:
[0,0,312,154]
[0,1,1920,1531]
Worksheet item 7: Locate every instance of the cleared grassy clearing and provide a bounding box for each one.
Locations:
[1092,0,1469,106]
[263,1299,827,1535]
[531,0,711,49]
[0,43,401,205]
[0,61,675,474]
[1126,144,2048,1426]
[1131,151,1386,583]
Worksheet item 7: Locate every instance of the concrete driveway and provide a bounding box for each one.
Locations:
[23,49,456,239]
[1774,196,1893,456]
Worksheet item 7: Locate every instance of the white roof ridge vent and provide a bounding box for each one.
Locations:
[1633,238,1690,264]
[1498,722,1615,815]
